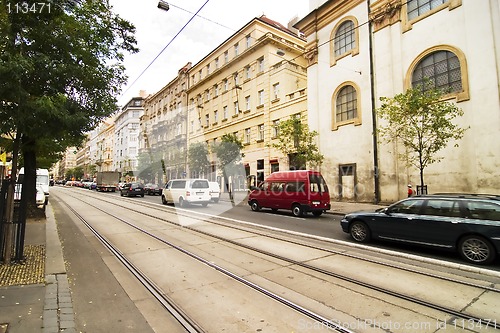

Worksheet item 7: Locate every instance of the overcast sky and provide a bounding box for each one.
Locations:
[109,0,310,108]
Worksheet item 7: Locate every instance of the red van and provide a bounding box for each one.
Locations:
[248,170,331,217]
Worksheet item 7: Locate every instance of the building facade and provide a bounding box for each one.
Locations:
[186,15,307,190]
[296,0,500,202]
[114,95,145,179]
[140,64,191,184]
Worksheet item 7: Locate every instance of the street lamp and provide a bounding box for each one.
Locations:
[157,1,169,11]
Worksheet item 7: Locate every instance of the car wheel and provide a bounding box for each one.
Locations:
[178,197,185,208]
[213,198,219,203]
[141,194,144,197]
[120,192,124,197]
[350,220,371,243]
[292,204,303,217]
[312,210,323,217]
[161,196,168,205]
[458,235,495,265]
[250,200,261,212]
[202,203,208,207]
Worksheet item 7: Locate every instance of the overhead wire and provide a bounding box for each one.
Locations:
[120,0,211,98]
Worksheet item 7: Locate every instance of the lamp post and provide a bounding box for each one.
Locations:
[157,1,169,11]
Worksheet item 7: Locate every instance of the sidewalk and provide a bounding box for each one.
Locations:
[0,205,75,333]
[0,198,385,332]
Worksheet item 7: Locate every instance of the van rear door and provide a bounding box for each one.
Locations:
[308,173,330,204]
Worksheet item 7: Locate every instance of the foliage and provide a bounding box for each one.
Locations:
[270,116,323,169]
[212,133,244,202]
[212,133,244,168]
[65,167,84,180]
[188,142,210,177]
[0,0,137,217]
[377,86,467,187]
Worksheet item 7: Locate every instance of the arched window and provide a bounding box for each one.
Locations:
[407,46,469,101]
[334,20,355,57]
[332,83,361,130]
[407,0,447,20]
[330,17,359,67]
[411,50,462,93]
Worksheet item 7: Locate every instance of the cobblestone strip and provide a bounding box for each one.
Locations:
[43,274,75,333]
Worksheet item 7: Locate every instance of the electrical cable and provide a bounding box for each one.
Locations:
[120,0,211,98]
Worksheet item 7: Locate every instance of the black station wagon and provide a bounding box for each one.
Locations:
[340,194,500,265]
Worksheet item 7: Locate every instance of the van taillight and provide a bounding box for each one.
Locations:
[186,191,191,196]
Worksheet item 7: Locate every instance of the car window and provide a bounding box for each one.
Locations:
[270,182,285,192]
[191,180,209,189]
[465,201,500,221]
[421,199,461,217]
[171,181,186,189]
[285,182,305,193]
[309,174,329,193]
[389,199,423,215]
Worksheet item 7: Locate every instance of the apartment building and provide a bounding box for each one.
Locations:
[114,96,145,178]
[140,63,191,184]
[95,117,115,172]
[296,0,500,202]
[187,15,307,190]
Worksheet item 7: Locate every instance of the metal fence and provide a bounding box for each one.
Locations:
[0,179,26,263]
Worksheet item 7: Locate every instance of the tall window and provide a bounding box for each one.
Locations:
[245,128,251,144]
[223,105,228,119]
[258,57,264,72]
[234,43,239,57]
[245,66,251,80]
[223,79,228,92]
[335,85,357,123]
[272,120,280,138]
[214,110,218,123]
[334,20,355,57]
[224,51,228,64]
[411,50,462,93]
[246,35,251,48]
[245,96,251,111]
[258,124,264,141]
[258,90,264,106]
[407,0,447,20]
[234,101,239,115]
[272,83,280,100]
[215,57,219,69]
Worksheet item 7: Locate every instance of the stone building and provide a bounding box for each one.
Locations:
[186,15,307,190]
[295,0,500,202]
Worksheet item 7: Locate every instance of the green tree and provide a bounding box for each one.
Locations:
[188,142,210,178]
[0,0,137,263]
[270,115,324,169]
[377,86,468,191]
[212,133,244,203]
[0,0,137,205]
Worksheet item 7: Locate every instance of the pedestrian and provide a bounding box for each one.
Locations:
[407,184,413,197]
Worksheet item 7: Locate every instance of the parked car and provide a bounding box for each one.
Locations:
[120,182,145,197]
[340,194,500,265]
[248,170,331,217]
[144,183,162,195]
[161,179,211,207]
[209,181,221,203]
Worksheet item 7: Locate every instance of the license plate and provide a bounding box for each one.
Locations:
[135,189,141,191]
[312,201,320,205]
[196,192,204,195]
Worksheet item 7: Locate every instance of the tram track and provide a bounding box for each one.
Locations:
[54,187,500,331]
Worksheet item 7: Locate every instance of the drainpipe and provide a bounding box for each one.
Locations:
[367,0,380,204]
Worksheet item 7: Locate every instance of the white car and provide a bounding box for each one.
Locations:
[161,179,211,207]
[209,182,221,203]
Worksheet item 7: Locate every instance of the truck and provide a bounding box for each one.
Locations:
[96,171,120,192]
